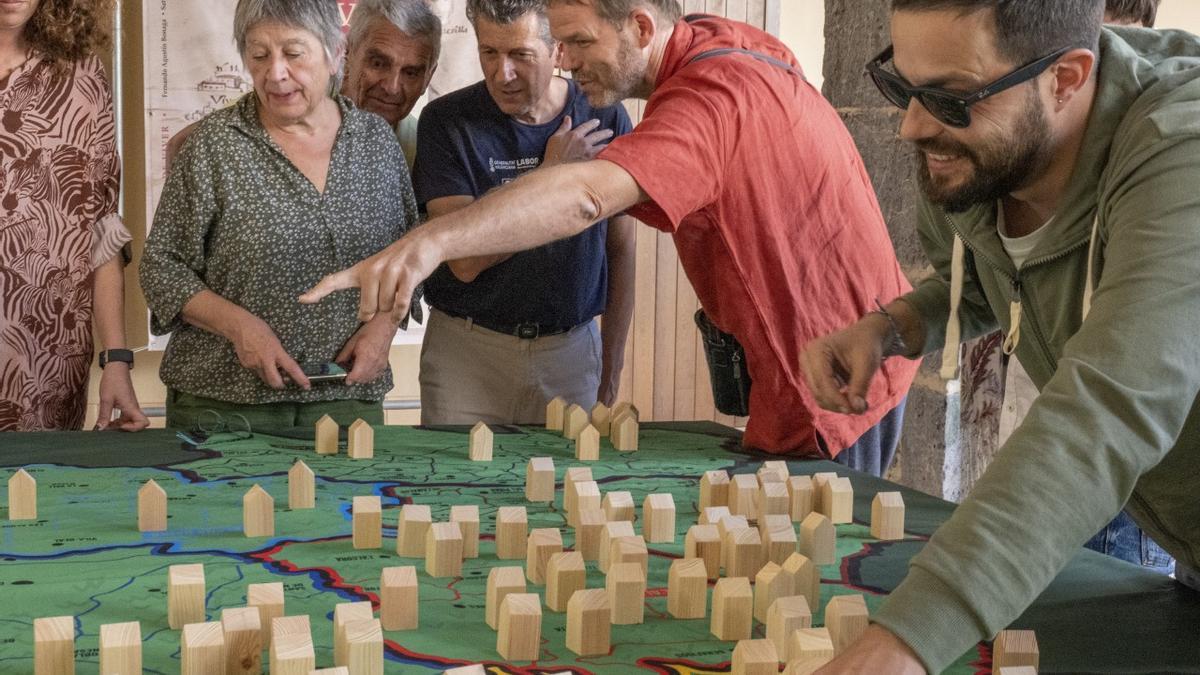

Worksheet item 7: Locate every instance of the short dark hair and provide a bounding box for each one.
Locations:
[1105,0,1159,27]
[891,0,1105,65]
[548,0,683,27]
[466,0,554,45]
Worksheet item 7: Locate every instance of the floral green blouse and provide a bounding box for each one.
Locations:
[140,93,420,404]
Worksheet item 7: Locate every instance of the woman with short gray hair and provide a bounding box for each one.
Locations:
[141,0,421,431]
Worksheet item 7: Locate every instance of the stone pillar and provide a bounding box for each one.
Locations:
[821,0,1003,499]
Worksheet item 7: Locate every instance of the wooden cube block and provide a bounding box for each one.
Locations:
[788,627,834,673]
[344,618,383,675]
[525,457,555,503]
[220,606,262,675]
[590,401,612,435]
[643,493,676,543]
[993,629,1040,671]
[566,588,611,656]
[609,535,649,577]
[607,561,646,625]
[333,602,372,667]
[33,615,74,675]
[667,557,708,619]
[611,413,639,451]
[562,466,593,515]
[870,492,905,541]
[758,481,790,524]
[396,504,432,558]
[138,479,167,532]
[820,477,854,524]
[347,419,374,459]
[700,505,732,525]
[545,551,586,612]
[612,401,640,420]
[181,621,225,675]
[451,504,480,559]
[442,666,485,675]
[168,563,206,630]
[546,396,567,430]
[288,460,315,510]
[700,470,730,509]
[8,469,36,520]
[726,527,765,580]
[598,520,635,573]
[485,566,527,630]
[810,472,838,514]
[352,496,382,549]
[762,513,798,565]
[753,561,791,624]
[799,512,835,566]
[576,424,600,461]
[314,414,339,455]
[781,553,820,613]
[718,515,751,572]
[824,594,869,653]
[685,523,722,580]
[570,481,601,528]
[574,508,606,561]
[787,476,814,522]
[763,460,790,481]
[425,521,464,578]
[711,577,753,641]
[564,404,589,440]
[602,491,635,522]
[757,467,785,485]
[525,528,563,585]
[496,506,528,559]
[766,595,812,661]
[269,615,314,675]
[243,484,274,538]
[99,621,141,675]
[246,582,284,648]
[732,638,779,675]
[469,421,493,461]
[380,566,418,631]
[729,474,759,519]
[497,594,542,661]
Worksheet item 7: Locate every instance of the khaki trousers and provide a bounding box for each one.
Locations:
[419,308,601,425]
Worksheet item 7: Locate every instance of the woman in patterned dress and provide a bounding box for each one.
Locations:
[0,0,147,431]
[140,0,421,430]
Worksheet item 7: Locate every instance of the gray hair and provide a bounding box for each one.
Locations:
[348,0,443,63]
[234,0,347,92]
[466,0,554,47]
[547,0,683,26]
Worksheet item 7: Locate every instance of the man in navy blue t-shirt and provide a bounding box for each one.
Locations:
[412,0,635,425]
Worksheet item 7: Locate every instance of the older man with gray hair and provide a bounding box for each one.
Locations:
[343,0,442,164]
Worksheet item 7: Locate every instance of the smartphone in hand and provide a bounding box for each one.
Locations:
[299,362,348,384]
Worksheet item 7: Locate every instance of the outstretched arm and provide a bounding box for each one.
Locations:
[301,159,646,321]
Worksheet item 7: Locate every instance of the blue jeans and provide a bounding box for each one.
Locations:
[1084,509,1175,575]
[830,397,907,478]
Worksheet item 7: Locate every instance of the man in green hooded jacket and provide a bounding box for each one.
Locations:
[800,0,1200,672]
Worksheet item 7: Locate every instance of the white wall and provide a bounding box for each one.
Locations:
[1157,3,1200,32]
[780,0,825,91]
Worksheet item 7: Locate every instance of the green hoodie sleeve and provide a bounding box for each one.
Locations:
[874,136,1200,672]
[900,198,999,355]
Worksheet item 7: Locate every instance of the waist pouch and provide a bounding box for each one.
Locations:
[695,309,752,417]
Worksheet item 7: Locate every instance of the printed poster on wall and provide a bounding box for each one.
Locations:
[141,0,481,348]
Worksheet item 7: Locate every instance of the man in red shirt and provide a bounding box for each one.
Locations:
[304,0,919,470]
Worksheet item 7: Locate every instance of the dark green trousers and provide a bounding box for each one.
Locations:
[165,389,384,432]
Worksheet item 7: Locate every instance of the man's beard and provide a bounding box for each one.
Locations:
[916,93,1053,213]
[582,32,645,107]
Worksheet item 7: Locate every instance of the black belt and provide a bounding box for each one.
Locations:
[443,310,579,339]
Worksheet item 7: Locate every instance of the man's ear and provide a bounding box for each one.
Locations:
[1050,48,1096,109]
[629,7,658,49]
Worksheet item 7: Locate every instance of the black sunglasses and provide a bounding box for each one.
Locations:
[865,45,1071,128]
